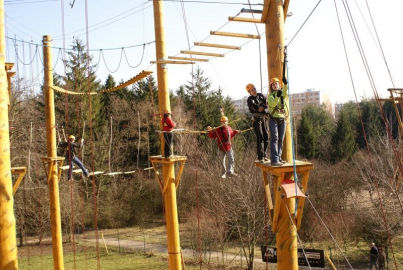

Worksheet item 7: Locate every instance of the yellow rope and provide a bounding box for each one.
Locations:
[51,70,153,96]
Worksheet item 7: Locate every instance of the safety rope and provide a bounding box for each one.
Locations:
[306,197,354,269]
[247,0,263,93]
[84,0,101,268]
[100,49,124,74]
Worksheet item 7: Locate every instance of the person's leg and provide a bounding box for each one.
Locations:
[164,132,172,157]
[262,118,269,159]
[269,118,279,163]
[253,119,263,160]
[220,150,226,177]
[277,119,286,159]
[227,149,235,174]
[73,156,89,176]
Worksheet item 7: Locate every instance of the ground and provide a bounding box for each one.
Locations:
[17,225,403,269]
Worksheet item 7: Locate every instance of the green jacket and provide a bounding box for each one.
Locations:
[267,84,288,119]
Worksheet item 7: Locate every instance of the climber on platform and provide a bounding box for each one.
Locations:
[267,77,288,167]
[161,110,176,158]
[246,83,269,162]
[59,135,89,179]
[207,114,240,178]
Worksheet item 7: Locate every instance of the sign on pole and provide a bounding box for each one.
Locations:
[261,246,325,268]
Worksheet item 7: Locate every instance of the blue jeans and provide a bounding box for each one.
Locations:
[68,156,89,179]
[269,118,286,163]
[220,148,235,174]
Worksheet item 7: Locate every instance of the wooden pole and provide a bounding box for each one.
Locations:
[265,1,298,269]
[0,0,19,268]
[152,1,182,269]
[43,35,64,270]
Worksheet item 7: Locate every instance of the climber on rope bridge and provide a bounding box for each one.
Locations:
[59,135,89,179]
[207,114,240,179]
[246,83,269,163]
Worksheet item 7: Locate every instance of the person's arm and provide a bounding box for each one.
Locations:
[207,126,217,138]
[59,142,68,147]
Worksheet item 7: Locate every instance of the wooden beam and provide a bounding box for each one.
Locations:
[194,42,240,50]
[168,56,209,62]
[180,50,224,57]
[261,0,270,22]
[210,31,260,39]
[228,17,262,23]
[150,60,195,64]
[11,167,27,195]
[284,0,290,22]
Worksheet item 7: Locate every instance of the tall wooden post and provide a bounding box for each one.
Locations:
[152,1,182,269]
[0,0,19,269]
[43,35,64,270]
[265,1,298,269]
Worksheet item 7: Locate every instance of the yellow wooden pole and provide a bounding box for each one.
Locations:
[0,0,19,268]
[265,1,298,269]
[43,35,64,270]
[152,1,182,269]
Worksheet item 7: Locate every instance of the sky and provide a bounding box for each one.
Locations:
[4,0,403,104]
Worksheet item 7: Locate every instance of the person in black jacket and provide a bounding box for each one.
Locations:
[369,242,379,270]
[59,135,89,179]
[246,83,269,162]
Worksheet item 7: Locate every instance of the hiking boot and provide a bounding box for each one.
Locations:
[271,162,283,167]
[264,157,270,162]
[228,172,238,177]
[221,173,227,179]
[280,159,286,164]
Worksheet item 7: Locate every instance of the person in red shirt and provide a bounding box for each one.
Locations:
[162,111,176,158]
[207,115,239,178]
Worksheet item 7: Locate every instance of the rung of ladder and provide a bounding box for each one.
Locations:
[151,60,195,65]
[210,31,260,39]
[168,56,209,62]
[180,50,224,57]
[194,42,240,50]
[228,17,262,23]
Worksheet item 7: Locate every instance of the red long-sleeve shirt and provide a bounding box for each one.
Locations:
[162,116,175,131]
[208,125,238,152]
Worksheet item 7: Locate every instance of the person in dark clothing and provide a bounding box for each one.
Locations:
[246,83,269,162]
[369,242,379,270]
[59,135,89,179]
[377,247,386,270]
[161,111,175,158]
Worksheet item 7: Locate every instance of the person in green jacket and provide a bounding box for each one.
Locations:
[267,77,288,166]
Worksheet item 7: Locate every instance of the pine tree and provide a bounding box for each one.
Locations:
[55,39,102,137]
[331,111,357,162]
[298,112,316,158]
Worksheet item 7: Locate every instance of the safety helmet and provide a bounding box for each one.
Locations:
[245,83,255,92]
[68,135,75,140]
[220,115,228,123]
[270,77,280,86]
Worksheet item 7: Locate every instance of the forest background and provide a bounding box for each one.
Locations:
[9,39,402,269]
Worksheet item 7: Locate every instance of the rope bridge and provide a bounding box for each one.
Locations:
[51,70,152,95]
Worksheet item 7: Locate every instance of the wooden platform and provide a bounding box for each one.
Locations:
[254,160,313,176]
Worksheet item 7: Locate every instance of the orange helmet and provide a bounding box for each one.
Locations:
[220,115,228,123]
[245,83,255,92]
[270,77,280,85]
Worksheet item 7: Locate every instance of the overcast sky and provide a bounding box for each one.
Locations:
[5,0,403,104]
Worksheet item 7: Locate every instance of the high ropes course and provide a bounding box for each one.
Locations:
[0,0,402,270]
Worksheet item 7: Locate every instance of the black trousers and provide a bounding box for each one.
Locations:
[253,117,269,160]
[164,132,173,157]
